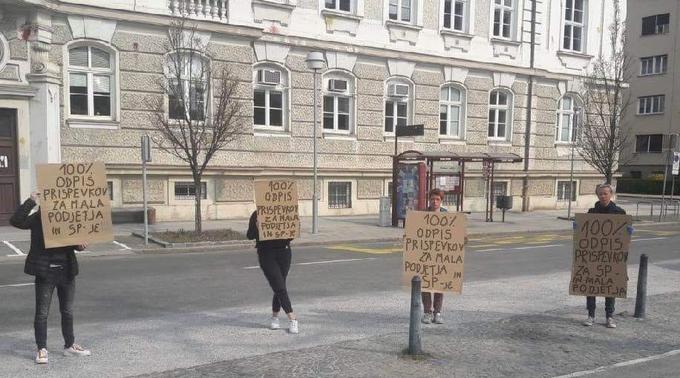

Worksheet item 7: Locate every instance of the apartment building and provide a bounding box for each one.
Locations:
[621,0,680,179]
[0,0,622,223]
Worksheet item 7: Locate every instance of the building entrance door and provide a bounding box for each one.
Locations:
[0,108,19,225]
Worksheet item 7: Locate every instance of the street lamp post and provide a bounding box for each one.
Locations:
[567,108,581,220]
[306,52,325,234]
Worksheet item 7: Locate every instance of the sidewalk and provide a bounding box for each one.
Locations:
[2,208,677,248]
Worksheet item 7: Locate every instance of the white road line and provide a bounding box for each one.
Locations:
[2,241,25,256]
[632,237,668,242]
[553,349,680,378]
[475,248,503,252]
[0,283,34,288]
[512,244,563,250]
[112,240,132,250]
[243,257,376,270]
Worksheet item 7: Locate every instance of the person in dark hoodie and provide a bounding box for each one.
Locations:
[247,210,298,334]
[580,183,630,329]
[10,192,91,364]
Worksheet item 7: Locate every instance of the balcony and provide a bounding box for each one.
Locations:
[168,0,227,22]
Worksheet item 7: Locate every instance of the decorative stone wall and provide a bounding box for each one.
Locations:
[122,178,166,204]
[357,179,383,199]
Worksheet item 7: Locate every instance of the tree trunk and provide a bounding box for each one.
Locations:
[194,175,202,234]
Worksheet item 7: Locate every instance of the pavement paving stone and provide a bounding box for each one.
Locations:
[133,292,680,378]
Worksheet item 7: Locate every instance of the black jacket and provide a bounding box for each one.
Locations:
[9,198,79,280]
[587,201,626,215]
[246,211,292,251]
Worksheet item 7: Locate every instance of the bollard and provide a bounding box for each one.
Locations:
[634,254,648,319]
[408,275,423,355]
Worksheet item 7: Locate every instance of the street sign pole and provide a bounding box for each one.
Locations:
[141,135,151,245]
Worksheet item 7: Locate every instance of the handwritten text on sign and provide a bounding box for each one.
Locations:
[569,213,632,298]
[36,162,113,248]
[254,180,300,241]
[403,211,466,293]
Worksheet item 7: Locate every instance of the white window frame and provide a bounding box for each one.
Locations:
[165,50,211,122]
[492,0,515,39]
[637,95,665,115]
[65,41,119,125]
[322,71,356,135]
[174,181,208,201]
[555,95,581,143]
[388,0,415,23]
[562,0,586,52]
[557,180,578,202]
[253,63,290,131]
[487,88,513,141]
[439,83,466,139]
[324,0,353,12]
[384,78,414,136]
[640,55,668,76]
[635,134,663,153]
[442,0,468,32]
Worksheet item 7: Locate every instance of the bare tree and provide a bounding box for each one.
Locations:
[578,0,631,184]
[147,18,246,232]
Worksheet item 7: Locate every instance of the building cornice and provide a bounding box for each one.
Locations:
[0,83,38,98]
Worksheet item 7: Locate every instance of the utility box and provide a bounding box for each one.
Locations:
[379,197,391,227]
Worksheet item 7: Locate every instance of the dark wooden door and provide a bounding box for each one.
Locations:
[0,108,19,226]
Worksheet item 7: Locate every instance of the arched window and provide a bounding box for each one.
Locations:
[67,43,117,120]
[323,70,356,134]
[253,63,289,130]
[487,88,513,140]
[384,77,413,135]
[439,84,466,139]
[556,95,581,142]
[166,50,210,121]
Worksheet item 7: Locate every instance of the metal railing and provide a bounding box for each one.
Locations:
[632,199,680,219]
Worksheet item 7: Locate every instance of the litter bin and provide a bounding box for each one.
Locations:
[379,197,391,227]
[495,196,513,222]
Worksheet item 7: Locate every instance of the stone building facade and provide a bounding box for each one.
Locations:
[0,0,621,223]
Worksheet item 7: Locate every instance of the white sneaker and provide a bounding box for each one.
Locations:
[63,343,91,357]
[288,319,299,334]
[583,316,594,327]
[606,317,617,328]
[421,313,432,324]
[35,348,48,364]
[270,316,280,330]
[433,312,444,324]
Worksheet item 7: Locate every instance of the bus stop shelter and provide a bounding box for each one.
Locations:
[391,150,523,226]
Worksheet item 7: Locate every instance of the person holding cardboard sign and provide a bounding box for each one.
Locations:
[247,210,298,334]
[10,192,91,364]
[421,188,447,325]
[578,183,631,329]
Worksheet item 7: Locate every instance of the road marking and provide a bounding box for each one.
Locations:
[513,244,563,250]
[327,245,400,254]
[0,283,34,288]
[112,240,132,250]
[553,349,680,377]
[475,248,503,252]
[2,241,25,256]
[632,237,668,242]
[243,257,376,270]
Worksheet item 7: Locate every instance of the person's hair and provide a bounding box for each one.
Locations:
[595,183,614,195]
[429,188,445,199]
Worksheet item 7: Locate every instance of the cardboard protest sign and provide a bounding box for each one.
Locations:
[569,213,632,298]
[254,180,300,241]
[36,162,113,248]
[403,210,466,293]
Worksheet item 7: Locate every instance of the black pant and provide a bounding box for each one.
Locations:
[587,296,615,318]
[258,246,293,314]
[34,275,75,349]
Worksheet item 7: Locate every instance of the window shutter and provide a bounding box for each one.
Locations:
[91,48,111,68]
[69,47,89,67]
[93,75,111,94]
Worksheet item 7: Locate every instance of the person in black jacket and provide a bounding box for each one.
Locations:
[10,192,91,364]
[581,183,629,329]
[247,210,298,334]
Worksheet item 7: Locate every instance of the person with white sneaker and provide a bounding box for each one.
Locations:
[247,211,299,334]
[421,189,448,325]
[579,184,630,329]
[10,192,91,364]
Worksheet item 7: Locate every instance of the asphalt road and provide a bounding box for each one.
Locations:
[0,225,678,377]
